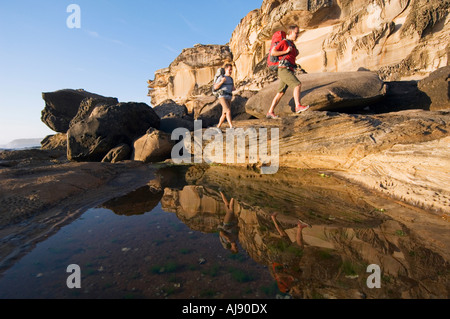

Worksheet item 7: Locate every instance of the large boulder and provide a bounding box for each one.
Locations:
[418,66,450,111]
[67,102,160,162]
[41,89,118,133]
[153,99,188,119]
[245,72,386,118]
[132,128,175,163]
[70,97,119,128]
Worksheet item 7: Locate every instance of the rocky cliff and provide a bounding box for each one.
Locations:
[230,0,449,83]
[147,45,233,111]
[148,0,449,104]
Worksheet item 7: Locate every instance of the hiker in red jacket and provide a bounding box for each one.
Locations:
[267,26,310,119]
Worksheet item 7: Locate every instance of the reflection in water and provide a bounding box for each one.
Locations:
[218,192,239,254]
[159,165,449,299]
[0,164,448,299]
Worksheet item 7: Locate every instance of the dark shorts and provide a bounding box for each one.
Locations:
[278,67,302,93]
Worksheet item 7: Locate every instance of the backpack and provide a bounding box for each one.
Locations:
[212,67,225,97]
[267,31,286,71]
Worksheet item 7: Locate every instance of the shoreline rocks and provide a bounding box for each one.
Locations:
[41,89,118,133]
[67,102,160,162]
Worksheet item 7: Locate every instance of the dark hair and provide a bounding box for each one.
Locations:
[223,63,233,69]
[288,25,299,33]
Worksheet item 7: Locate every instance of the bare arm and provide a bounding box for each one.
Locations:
[271,45,292,57]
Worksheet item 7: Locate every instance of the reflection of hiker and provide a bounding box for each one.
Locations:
[213,64,235,129]
[268,212,311,295]
[217,192,239,254]
[267,26,310,119]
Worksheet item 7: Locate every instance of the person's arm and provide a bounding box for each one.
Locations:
[214,76,226,91]
[271,42,292,57]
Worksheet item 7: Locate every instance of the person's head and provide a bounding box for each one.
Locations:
[223,63,233,75]
[287,25,300,41]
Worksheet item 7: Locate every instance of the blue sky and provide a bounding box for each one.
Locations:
[0,0,262,145]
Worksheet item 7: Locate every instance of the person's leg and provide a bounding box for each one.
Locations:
[217,113,226,128]
[268,69,288,117]
[217,97,229,128]
[280,68,309,112]
[268,92,284,115]
[225,99,233,128]
[295,220,310,248]
[293,83,302,107]
[271,212,289,238]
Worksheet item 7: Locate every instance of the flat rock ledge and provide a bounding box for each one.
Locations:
[192,109,450,214]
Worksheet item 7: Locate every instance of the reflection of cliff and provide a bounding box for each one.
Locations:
[161,186,226,233]
[159,165,449,298]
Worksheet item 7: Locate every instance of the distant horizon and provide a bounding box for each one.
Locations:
[0,137,44,148]
[0,0,263,145]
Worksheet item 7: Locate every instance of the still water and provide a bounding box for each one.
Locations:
[0,165,448,299]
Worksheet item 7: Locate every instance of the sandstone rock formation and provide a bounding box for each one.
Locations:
[148,44,233,110]
[148,0,448,113]
[189,109,450,213]
[69,96,119,128]
[41,89,118,133]
[418,66,450,110]
[245,71,386,117]
[132,128,174,163]
[67,102,160,162]
[153,99,189,119]
[101,143,132,163]
[40,133,67,151]
[230,0,449,84]
[153,100,196,134]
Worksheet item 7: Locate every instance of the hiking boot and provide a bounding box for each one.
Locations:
[295,105,310,113]
[266,113,279,119]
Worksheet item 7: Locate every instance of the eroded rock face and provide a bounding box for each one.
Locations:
[40,133,67,151]
[147,45,233,110]
[101,144,131,163]
[67,102,160,162]
[229,0,449,84]
[148,1,448,111]
[41,89,118,133]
